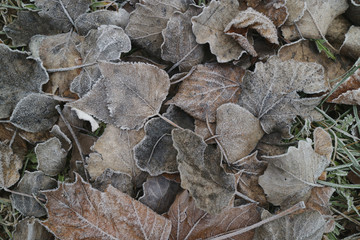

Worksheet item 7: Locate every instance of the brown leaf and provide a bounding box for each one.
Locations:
[314,127,333,161]
[41,173,171,240]
[165,190,260,240]
[255,132,288,157]
[13,217,54,240]
[194,119,216,144]
[216,103,264,163]
[161,5,204,71]
[0,141,23,189]
[87,124,144,180]
[340,26,360,60]
[238,56,327,137]
[172,129,235,214]
[326,16,351,49]
[0,124,27,159]
[69,62,170,129]
[167,63,244,122]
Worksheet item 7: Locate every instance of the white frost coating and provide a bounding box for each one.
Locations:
[73,108,99,132]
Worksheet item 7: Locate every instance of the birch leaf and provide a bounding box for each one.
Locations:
[40,173,171,240]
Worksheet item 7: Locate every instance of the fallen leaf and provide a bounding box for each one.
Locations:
[35,137,67,176]
[172,129,235,214]
[75,9,130,36]
[139,175,181,214]
[41,173,171,240]
[125,0,193,57]
[284,0,306,24]
[13,217,54,240]
[216,103,264,163]
[50,125,72,152]
[237,56,327,137]
[86,124,144,180]
[161,5,205,71]
[306,187,335,221]
[191,0,245,62]
[70,25,132,96]
[253,210,326,240]
[3,11,61,47]
[69,62,170,129]
[11,171,57,217]
[255,132,288,157]
[0,44,48,119]
[194,119,216,144]
[314,127,333,161]
[134,106,194,176]
[233,152,268,206]
[165,190,260,240]
[340,25,360,60]
[326,16,351,49]
[10,93,59,133]
[35,0,91,32]
[345,0,360,26]
[259,137,331,208]
[29,32,83,97]
[167,63,244,122]
[0,141,23,189]
[0,124,27,159]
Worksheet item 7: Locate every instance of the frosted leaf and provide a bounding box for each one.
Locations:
[340,26,360,60]
[13,217,54,240]
[284,0,306,24]
[0,141,23,189]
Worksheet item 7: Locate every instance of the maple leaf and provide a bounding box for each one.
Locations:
[41,173,171,240]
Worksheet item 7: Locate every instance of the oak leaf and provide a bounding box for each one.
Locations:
[41,173,171,240]
[0,141,23,189]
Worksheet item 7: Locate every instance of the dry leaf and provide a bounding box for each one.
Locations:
[233,152,268,206]
[191,0,245,62]
[284,0,306,24]
[165,190,260,240]
[340,25,360,60]
[75,9,130,36]
[167,63,244,122]
[41,173,171,240]
[314,127,333,161]
[172,129,235,214]
[255,132,288,157]
[69,62,170,129]
[345,0,360,26]
[11,171,57,217]
[216,103,264,163]
[50,125,72,152]
[326,16,351,49]
[259,137,331,208]
[238,56,327,137]
[35,0,91,32]
[35,137,67,176]
[0,141,23,189]
[0,124,27,159]
[10,93,58,133]
[125,0,193,57]
[161,5,204,71]
[3,11,61,47]
[139,175,181,214]
[29,32,83,96]
[194,119,216,144]
[253,210,326,240]
[134,106,194,176]
[0,44,48,119]
[13,217,54,240]
[87,124,144,180]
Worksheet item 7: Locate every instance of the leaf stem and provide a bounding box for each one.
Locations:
[157,114,183,129]
[47,62,97,72]
[3,188,46,203]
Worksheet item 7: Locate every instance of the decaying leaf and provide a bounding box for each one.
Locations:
[233,152,268,206]
[10,93,58,133]
[11,171,57,217]
[194,119,216,144]
[3,11,61,47]
[0,141,23,189]
[86,124,144,180]
[216,103,264,163]
[134,106,194,176]
[41,173,171,240]
[0,44,48,119]
[238,56,327,137]
[13,217,54,240]
[224,8,279,57]
[125,0,193,57]
[29,32,83,96]
[327,67,360,105]
[139,175,180,214]
[282,0,348,40]
[172,129,235,214]
[161,5,204,71]
[71,25,132,96]
[340,26,360,60]
[69,62,170,129]
[191,0,245,62]
[165,190,260,240]
[0,124,27,159]
[168,63,244,122]
[35,137,67,176]
[75,9,130,36]
[259,134,331,208]
[253,210,326,240]
[35,0,91,32]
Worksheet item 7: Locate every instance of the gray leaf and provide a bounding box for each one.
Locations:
[13,217,54,240]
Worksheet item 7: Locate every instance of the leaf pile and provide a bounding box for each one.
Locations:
[1,0,359,239]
